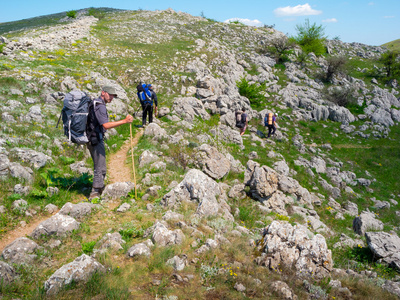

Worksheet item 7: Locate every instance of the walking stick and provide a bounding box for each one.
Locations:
[129,124,137,199]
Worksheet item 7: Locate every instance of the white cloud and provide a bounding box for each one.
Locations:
[368,2,374,5]
[274,3,322,17]
[223,18,263,27]
[322,18,338,23]
[384,16,395,19]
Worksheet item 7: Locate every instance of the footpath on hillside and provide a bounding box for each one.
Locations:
[0,128,143,252]
[108,128,143,184]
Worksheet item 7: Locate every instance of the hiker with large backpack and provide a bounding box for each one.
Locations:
[137,83,154,127]
[265,112,278,138]
[87,86,133,199]
[235,107,248,136]
[60,86,133,200]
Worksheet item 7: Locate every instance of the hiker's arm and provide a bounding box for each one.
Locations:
[102,115,133,130]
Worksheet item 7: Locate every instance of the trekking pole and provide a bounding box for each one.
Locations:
[129,124,137,199]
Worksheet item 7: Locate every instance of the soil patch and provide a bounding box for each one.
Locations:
[108,128,143,184]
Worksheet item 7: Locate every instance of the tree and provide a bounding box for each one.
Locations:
[266,36,296,64]
[379,50,400,78]
[293,19,326,56]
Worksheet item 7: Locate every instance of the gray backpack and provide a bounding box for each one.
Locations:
[57,90,91,144]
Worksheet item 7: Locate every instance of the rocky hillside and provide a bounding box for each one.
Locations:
[0,8,400,299]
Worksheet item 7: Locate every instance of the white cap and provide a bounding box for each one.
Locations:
[275,113,278,117]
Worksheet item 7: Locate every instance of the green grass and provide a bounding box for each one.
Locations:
[382,39,400,52]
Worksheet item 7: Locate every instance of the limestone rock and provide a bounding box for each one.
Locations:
[44,254,106,295]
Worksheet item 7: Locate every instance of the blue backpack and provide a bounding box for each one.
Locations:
[137,83,152,105]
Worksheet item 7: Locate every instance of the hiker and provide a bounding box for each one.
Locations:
[137,83,154,127]
[148,84,158,118]
[265,112,278,138]
[235,107,248,136]
[87,86,133,199]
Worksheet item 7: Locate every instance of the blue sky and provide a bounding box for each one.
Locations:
[1,0,399,46]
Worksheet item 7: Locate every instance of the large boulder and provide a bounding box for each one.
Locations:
[365,231,400,270]
[126,242,151,258]
[143,123,168,140]
[255,221,333,279]
[353,210,384,235]
[102,182,135,201]
[161,169,223,218]
[94,232,126,254]
[2,237,41,265]
[216,125,243,146]
[171,97,210,123]
[44,254,106,295]
[195,144,231,180]
[147,222,185,247]
[58,202,96,221]
[328,106,355,124]
[30,213,80,239]
[371,108,394,127]
[139,150,159,168]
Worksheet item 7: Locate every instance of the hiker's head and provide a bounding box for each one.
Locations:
[148,84,153,90]
[274,112,278,117]
[101,86,118,103]
[242,107,246,112]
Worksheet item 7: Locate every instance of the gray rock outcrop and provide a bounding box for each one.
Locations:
[255,221,333,279]
[30,213,80,239]
[353,210,384,235]
[44,254,106,295]
[2,237,41,265]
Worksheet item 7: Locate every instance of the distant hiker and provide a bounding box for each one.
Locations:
[235,107,248,136]
[265,112,278,138]
[148,84,158,118]
[87,86,133,200]
[137,83,154,127]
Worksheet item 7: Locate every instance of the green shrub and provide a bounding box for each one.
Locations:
[378,50,400,79]
[320,55,348,82]
[257,36,295,64]
[0,44,4,53]
[324,86,357,107]
[236,77,266,109]
[66,10,77,19]
[293,19,326,56]
[82,241,96,254]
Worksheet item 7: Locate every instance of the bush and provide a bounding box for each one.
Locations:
[236,77,265,108]
[319,55,348,82]
[257,36,295,64]
[325,86,357,107]
[66,10,77,19]
[379,50,400,78]
[293,19,326,56]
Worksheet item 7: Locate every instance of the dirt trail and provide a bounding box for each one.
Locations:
[0,129,143,252]
[108,128,143,183]
[0,216,48,252]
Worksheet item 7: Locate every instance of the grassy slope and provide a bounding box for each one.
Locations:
[382,39,400,51]
[0,9,399,300]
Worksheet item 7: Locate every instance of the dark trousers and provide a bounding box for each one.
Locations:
[87,140,106,189]
[142,104,153,125]
[267,125,276,137]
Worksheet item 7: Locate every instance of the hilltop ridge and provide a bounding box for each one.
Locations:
[0,8,399,299]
